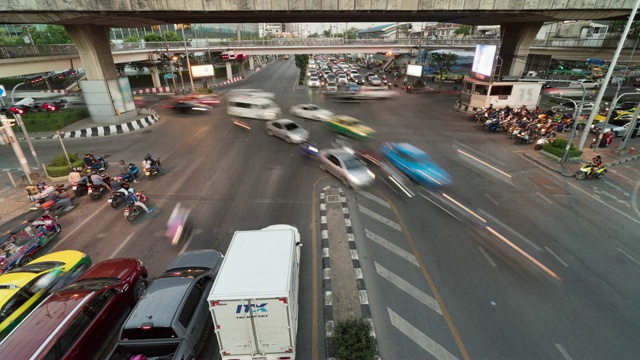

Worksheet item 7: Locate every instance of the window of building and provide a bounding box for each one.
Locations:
[474,85,488,95]
[490,85,513,96]
[463,82,473,93]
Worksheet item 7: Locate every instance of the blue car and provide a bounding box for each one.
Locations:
[347,82,360,92]
[380,142,451,187]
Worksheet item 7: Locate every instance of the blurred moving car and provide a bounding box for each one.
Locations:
[226,89,275,99]
[632,77,640,87]
[319,149,375,188]
[352,74,366,85]
[175,95,222,106]
[168,101,212,114]
[266,119,309,143]
[283,55,290,60]
[347,82,360,92]
[308,77,321,88]
[550,101,595,115]
[591,116,635,137]
[326,115,376,140]
[326,82,338,92]
[0,258,148,359]
[290,104,334,121]
[380,142,451,187]
[356,87,397,99]
[227,96,281,120]
[593,110,633,122]
[568,78,599,89]
[0,250,92,339]
[365,73,382,86]
[337,74,348,85]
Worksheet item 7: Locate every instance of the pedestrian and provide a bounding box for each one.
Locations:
[590,89,596,100]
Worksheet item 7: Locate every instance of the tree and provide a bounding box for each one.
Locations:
[308,32,320,38]
[144,31,182,43]
[123,35,140,43]
[345,27,359,39]
[429,52,459,89]
[143,33,163,42]
[454,25,473,36]
[609,20,640,39]
[0,29,25,46]
[398,23,412,38]
[162,31,182,41]
[295,54,309,72]
[29,25,72,45]
[322,29,331,38]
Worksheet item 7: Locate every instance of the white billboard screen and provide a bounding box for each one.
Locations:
[407,64,423,77]
[471,44,497,77]
[191,64,215,78]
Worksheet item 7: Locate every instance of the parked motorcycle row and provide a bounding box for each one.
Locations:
[28,154,164,223]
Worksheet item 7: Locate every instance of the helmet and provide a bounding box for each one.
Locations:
[597,155,602,160]
[128,188,135,194]
[144,155,151,160]
[91,170,98,175]
[119,160,125,164]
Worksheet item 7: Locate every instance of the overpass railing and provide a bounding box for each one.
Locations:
[531,37,634,48]
[118,38,422,50]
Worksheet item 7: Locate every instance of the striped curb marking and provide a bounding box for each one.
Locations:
[215,76,243,87]
[321,186,379,360]
[132,86,172,95]
[18,111,159,140]
[606,153,640,167]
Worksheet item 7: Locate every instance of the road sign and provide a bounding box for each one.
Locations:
[163,73,177,79]
[587,58,606,66]
[0,85,5,97]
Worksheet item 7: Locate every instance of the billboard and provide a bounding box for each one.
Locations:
[407,64,423,77]
[191,64,215,78]
[471,44,497,78]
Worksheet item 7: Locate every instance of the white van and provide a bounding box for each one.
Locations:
[227,96,282,120]
[227,89,275,99]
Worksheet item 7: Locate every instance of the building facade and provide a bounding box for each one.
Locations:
[110,23,260,41]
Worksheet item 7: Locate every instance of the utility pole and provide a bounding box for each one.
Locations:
[578,0,640,149]
[618,99,640,151]
[1,115,33,184]
[13,113,41,170]
[561,83,587,165]
[180,24,196,94]
[162,32,178,92]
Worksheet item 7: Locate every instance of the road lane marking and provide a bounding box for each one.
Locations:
[632,179,640,221]
[356,189,391,208]
[477,247,497,267]
[109,233,135,259]
[545,246,569,267]
[617,248,640,267]
[607,169,636,185]
[442,193,486,223]
[375,262,442,315]
[365,229,419,267]
[555,343,573,360]
[522,155,640,226]
[388,308,459,360]
[452,140,506,166]
[457,149,512,179]
[377,191,470,360]
[536,192,553,204]
[477,209,542,251]
[310,176,327,360]
[419,193,461,222]
[358,204,402,231]
[178,235,193,255]
[52,202,109,251]
[484,193,499,205]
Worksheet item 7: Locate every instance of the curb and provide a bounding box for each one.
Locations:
[607,152,640,167]
[18,110,160,141]
[132,87,172,95]
[320,186,379,360]
[521,151,574,177]
[215,76,243,87]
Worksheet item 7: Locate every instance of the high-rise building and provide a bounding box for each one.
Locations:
[259,23,285,38]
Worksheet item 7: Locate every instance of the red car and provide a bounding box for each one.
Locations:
[0,258,148,360]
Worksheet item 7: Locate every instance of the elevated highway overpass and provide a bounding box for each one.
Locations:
[1,38,638,78]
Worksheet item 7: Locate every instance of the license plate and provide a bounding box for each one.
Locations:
[88,188,93,194]
[72,186,77,190]
[107,198,112,203]
[124,210,129,216]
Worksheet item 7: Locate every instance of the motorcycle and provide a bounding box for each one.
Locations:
[534,133,556,150]
[300,142,319,158]
[120,164,140,182]
[123,191,149,222]
[108,187,130,209]
[575,164,607,180]
[589,135,613,149]
[483,119,501,132]
[144,158,163,180]
[88,175,111,200]
[72,180,90,196]
[405,84,412,93]
[514,130,535,145]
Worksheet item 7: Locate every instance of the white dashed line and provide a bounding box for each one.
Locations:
[375,262,442,315]
[109,233,135,259]
[555,343,573,360]
[356,189,391,208]
[365,229,419,267]
[419,193,461,222]
[358,204,402,231]
[617,248,640,267]
[477,209,542,251]
[545,246,569,267]
[478,246,497,267]
[536,192,553,204]
[388,308,459,360]
[484,193,499,205]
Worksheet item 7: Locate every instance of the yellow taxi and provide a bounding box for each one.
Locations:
[0,250,91,339]
[326,115,376,140]
[594,110,633,122]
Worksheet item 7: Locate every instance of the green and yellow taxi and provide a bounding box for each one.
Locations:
[0,250,91,339]
[326,115,376,140]
[594,110,634,123]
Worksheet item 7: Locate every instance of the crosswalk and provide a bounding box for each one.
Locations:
[352,189,461,360]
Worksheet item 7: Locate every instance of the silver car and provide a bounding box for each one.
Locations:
[266,119,309,143]
[319,149,375,188]
[551,101,595,115]
[590,117,634,137]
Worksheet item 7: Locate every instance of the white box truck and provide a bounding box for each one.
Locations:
[208,225,302,360]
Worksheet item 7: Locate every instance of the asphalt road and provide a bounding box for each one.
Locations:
[2,57,640,360]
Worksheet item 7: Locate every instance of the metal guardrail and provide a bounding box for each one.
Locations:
[531,38,633,48]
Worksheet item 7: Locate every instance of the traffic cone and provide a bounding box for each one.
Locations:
[629,144,636,155]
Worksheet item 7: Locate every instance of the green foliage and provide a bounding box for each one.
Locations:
[123,35,140,43]
[308,32,320,38]
[29,25,72,45]
[609,20,640,39]
[429,53,459,89]
[454,25,473,36]
[50,153,79,167]
[542,138,583,158]
[322,29,331,37]
[47,159,84,177]
[0,29,26,46]
[143,33,162,42]
[143,31,182,43]
[345,27,359,39]
[398,23,413,37]
[18,108,89,132]
[334,318,377,360]
[294,54,309,72]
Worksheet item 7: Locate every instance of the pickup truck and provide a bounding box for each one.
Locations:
[112,250,223,360]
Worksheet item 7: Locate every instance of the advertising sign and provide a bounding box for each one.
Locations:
[406,64,423,77]
[191,65,215,78]
[471,44,497,78]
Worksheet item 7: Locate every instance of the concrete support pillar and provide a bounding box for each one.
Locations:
[498,22,543,78]
[249,56,255,71]
[65,25,137,124]
[226,61,233,80]
[149,66,162,88]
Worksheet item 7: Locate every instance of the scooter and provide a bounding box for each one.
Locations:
[575,164,607,180]
[121,164,140,182]
[144,159,163,180]
[589,135,613,149]
[123,191,149,222]
[300,142,319,158]
[108,186,130,209]
[534,132,556,150]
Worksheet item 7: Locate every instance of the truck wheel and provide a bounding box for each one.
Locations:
[195,318,214,356]
[132,278,148,304]
[20,257,33,266]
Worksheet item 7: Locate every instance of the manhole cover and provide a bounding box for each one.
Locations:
[326,195,340,203]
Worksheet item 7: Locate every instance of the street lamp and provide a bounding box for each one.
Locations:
[172,55,186,94]
[593,88,635,153]
[179,24,196,94]
[561,82,587,165]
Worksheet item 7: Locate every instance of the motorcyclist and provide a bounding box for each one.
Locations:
[589,155,603,179]
[166,202,190,244]
[142,155,164,176]
[83,153,105,171]
[68,167,82,184]
[118,160,139,183]
[125,188,153,213]
[90,170,112,193]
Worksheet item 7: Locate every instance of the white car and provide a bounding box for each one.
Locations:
[326,82,338,92]
[569,79,599,89]
[337,74,348,85]
[266,119,309,144]
[290,104,334,121]
[308,77,320,88]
